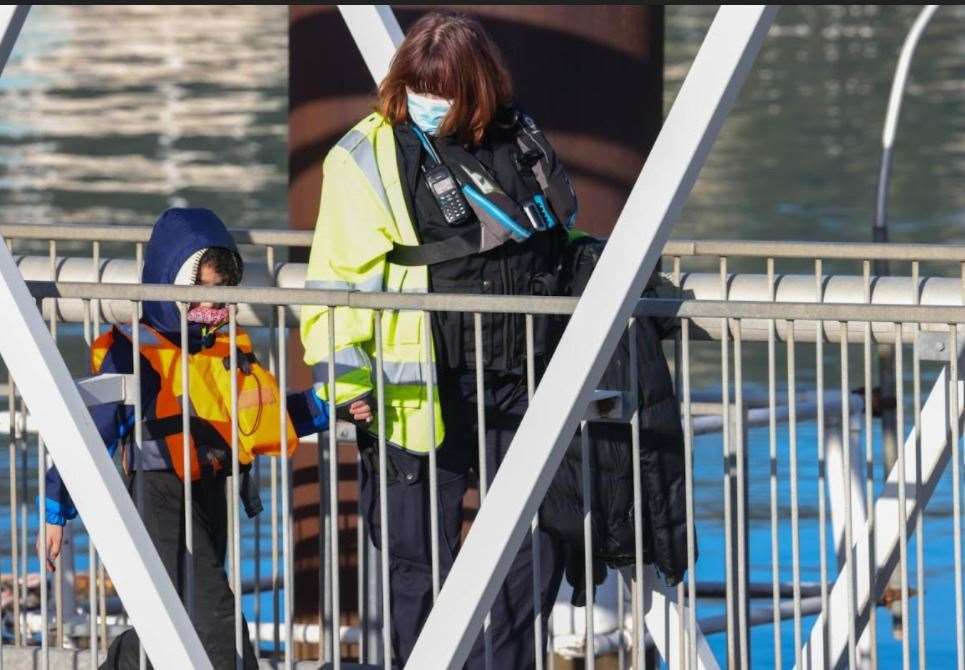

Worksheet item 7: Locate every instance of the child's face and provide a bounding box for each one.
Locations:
[193,262,225,310]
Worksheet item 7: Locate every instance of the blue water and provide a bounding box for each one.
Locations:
[692,420,960,668]
[2,411,960,667]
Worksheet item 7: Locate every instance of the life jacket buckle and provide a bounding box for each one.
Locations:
[223,350,256,375]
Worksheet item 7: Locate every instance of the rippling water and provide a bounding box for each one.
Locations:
[0,5,287,229]
[667,5,965,246]
[2,6,963,243]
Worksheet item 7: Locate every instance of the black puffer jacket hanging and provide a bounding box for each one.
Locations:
[539,235,695,606]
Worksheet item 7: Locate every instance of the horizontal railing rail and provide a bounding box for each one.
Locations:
[20,280,965,340]
[7,222,965,262]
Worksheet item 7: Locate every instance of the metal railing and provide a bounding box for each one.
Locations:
[0,225,964,669]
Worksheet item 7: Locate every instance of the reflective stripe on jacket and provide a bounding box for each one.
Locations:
[93,323,298,480]
[301,113,445,454]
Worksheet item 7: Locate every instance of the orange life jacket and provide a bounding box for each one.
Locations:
[91,323,297,481]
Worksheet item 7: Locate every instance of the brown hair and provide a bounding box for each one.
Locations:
[377,12,512,146]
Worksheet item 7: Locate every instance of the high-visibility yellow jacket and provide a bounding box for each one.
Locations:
[301,113,445,454]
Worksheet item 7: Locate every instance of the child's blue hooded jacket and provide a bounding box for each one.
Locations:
[43,208,328,525]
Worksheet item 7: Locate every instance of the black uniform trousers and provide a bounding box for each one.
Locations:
[358,368,565,669]
[101,470,258,670]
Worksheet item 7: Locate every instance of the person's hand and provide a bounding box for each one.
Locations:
[349,399,373,424]
[36,523,63,573]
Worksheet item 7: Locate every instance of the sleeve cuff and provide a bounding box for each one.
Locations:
[287,389,331,437]
[45,510,68,526]
[38,495,75,526]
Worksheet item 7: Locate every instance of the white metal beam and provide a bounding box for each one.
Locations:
[0,5,29,77]
[797,368,960,670]
[0,234,209,667]
[406,7,778,668]
[336,5,403,85]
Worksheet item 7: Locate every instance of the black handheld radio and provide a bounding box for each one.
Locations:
[425,164,470,226]
[411,124,472,227]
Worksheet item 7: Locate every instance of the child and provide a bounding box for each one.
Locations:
[37,208,342,669]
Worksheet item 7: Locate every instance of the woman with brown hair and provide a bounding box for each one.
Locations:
[301,11,578,667]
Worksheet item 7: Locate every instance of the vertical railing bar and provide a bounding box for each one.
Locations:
[912,260,925,670]
[37,301,49,662]
[841,320,857,670]
[81,298,97,664]
[98,556,107,651]
[92,240,101,343]
[19,367,26,647]
[133,242,146,669]
[863,259,879,670]
[92,242,103,657]
[39,431,48,669]
[628,317,645,670]
[766,257,782,670]
[375,311,392,670]
[6,234,22,649]
[474,313,493,669]
[720,256,735,669]
[319,401,330,663]
[267,298,280,660]
[815,258,830,664]
[617,570,626,670]
[326,308,342,669]
[47,244,59,656]
[682,318,697,670]
[179,305,194,622]
[132,300,146,670]
[357,451,367,664]
[229,306,243,669]
[949,311,965,670]
[278,306,293,669]
[8,370,21,647]
[251,245,263,657]
[580,420,595,670]
[733,320,748,670]
[38,293,49,666]
[788,320,803,668]
[46,242,65,650]
[895,321,910,670]
[421,312,441,603]
[672,255,685,669]
[525,314,544,670]
[265,248,279,660]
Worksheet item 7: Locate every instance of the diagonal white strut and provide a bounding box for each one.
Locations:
[337,4,404,83]
[403,7,778,668]
[0,7,210,667]
[0,5,29,68]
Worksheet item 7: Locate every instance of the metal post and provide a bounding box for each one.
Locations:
[406,8,778,667]
[278,306,294,669]
[326,309,341,669]
[873,9,938,638]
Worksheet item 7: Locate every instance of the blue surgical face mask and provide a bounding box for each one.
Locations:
[407,90,452,136]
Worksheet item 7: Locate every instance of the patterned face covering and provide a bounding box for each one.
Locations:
[186,305,229,325]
